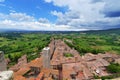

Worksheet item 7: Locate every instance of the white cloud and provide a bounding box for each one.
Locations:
[39,18,49,23]
[0,19,75,31]
[45,0,120,30]
[1,0,120,31]
[0,13,35,21]
[9,10,16,13]
[103,0,120,12]
[0,13,85,31]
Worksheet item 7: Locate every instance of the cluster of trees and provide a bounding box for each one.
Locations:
[63,32,120,55]
[8,52,22,65]
[65,38,104,55]
[107,63,120,73]
[94,63,120,80]
[0,32,51,65]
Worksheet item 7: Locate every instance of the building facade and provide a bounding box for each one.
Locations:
[42,47,51,69]
[0,51,7,71]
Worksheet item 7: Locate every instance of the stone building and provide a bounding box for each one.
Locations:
[42,47,51,69]
[0,51,7,71]
[0,70,13,80]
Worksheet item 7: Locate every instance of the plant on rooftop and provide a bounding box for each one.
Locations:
[64,53,73,57]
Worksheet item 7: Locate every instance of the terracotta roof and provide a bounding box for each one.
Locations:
[83,53,97,61]
[77,71,85,80]
[62,63,80,79]
[28,58,42,68]
[41,68,59,78]
[100,59,110,66]
[83,66,93,79]
[73,65,83,72]
[51,40,81,65]
[44,77,53,80]
[13,40,119,80]
[14,67,30,75]
[50,69,59,75]
[14,75,26,80]
[35,72,44,80]
[29,77,35,80]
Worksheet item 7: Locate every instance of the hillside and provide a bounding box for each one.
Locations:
[85,28,120,35]
[1,28,120,34]
[0,28,120,66]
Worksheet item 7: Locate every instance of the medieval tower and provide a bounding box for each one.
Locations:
[42,47,51,69]
[0,51,7,71]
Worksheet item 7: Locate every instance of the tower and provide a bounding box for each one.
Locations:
[0,51,7,71]
[42,47,50,69]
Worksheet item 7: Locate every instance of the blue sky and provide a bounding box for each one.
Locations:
[0,0,66,22]
[0,0,120,31]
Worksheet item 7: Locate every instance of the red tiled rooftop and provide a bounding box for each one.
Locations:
[14,75,26,80]
[28,58,42,68]
[41,68,59,77]
[77,71,85,80]
[14,67,30,76]
[29,77,35,80]
[36,72,44,80]
[13,39,119,80]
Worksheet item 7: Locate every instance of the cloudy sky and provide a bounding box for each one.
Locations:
[0,0,120,31]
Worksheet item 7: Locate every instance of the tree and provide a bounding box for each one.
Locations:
[107,63,120,73]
